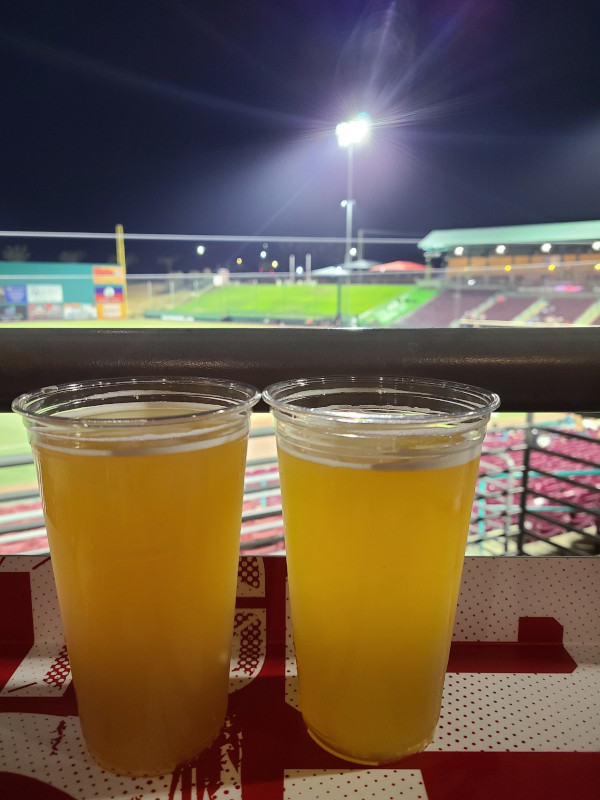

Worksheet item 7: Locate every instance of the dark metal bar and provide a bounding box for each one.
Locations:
[523,508,599,542]
[241,505,283,522]
[0,454,34,467]
[3,327,600,412]
[240,535,285,551]
[525,487,600,518]
[0,488,40,502]
[517,419,535,554]
[527,465,600,494]
[474,488,524,501]
[0,519,45,536]
[519,529,593,557]
[529,445,600,471]
[534,426,600,443]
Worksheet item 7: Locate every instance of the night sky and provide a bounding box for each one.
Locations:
[1,0,599,270]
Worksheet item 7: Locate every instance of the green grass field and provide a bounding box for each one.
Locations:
[166,283,411,320]
[0,412,37,490]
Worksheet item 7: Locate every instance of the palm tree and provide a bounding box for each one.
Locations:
[3,244,31,261]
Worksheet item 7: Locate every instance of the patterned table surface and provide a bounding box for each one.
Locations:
[1,555,599,800]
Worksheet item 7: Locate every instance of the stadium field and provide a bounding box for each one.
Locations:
[161,283,413,320]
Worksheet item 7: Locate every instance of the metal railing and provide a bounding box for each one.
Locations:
[3,416,600,557]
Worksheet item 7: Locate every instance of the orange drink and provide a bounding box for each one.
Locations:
[264,376,499,765]
[13,377,259,776]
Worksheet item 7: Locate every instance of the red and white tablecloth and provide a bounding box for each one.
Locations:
[1,554,599,799]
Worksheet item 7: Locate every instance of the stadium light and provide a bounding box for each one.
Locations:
[336,113,371,265]
[541,243,552,253]
[196,245,206,255]
[495,245,506,254]
[454,246,464,256]
[592,241,600,251]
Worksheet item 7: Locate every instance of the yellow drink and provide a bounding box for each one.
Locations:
[264,375,498,766]
[14,379,259,777]
[278,443,479,764]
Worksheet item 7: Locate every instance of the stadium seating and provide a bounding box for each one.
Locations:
[397,290,495,327]
[482,295,535,321]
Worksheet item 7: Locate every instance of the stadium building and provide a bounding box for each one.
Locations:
[419,220,600,286]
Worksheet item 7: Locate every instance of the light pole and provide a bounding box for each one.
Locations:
[335,114,370,265]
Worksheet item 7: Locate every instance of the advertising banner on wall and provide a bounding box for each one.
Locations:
[3,285,27,304]
[26,284,64,304]
[94,281,126,319]
[63,303,98,320]
[0,304,28,321]
[28,303,64,320]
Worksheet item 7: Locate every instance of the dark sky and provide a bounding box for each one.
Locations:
[1,0,599,269]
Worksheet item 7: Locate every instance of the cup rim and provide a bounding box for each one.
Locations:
[263,375,500,426]
[12,375,261,428]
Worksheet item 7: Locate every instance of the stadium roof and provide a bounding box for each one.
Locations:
[418,220,600,252]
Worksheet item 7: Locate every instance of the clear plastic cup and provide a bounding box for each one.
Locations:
[12,376,260,776]
[263,375,499,765]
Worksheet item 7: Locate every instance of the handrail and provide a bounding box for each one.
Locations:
[2,326,600,412]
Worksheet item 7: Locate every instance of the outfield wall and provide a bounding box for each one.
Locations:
[0,263,126,322]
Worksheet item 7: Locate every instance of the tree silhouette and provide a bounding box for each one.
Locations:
[3,244,31,261]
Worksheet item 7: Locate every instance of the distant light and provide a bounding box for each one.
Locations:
[260,250,267,259]
[335,266,344,273]
[196,245,206,255]
[236,257,242,265]
[262,242,269,249]
[536,432,553,449]
[272,260,279,268]
[495,245,506,254]
[467,279,476,285]
[454,247,464,256]
[504,265,511,272]
[541,243,552,253]
[296,266,304,275]
[592,241,600,251]
[548,263,556,271]
[349,247,357,257]
[335,113,370,148]
[340,199,348,208]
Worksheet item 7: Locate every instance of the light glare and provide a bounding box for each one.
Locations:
[336,114,371,148]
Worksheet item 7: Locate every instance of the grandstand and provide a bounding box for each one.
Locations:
[396,289,495,327]
[419,219,600,284]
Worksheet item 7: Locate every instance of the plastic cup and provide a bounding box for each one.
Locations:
[263,375,499,765]
[12,376,260,777]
